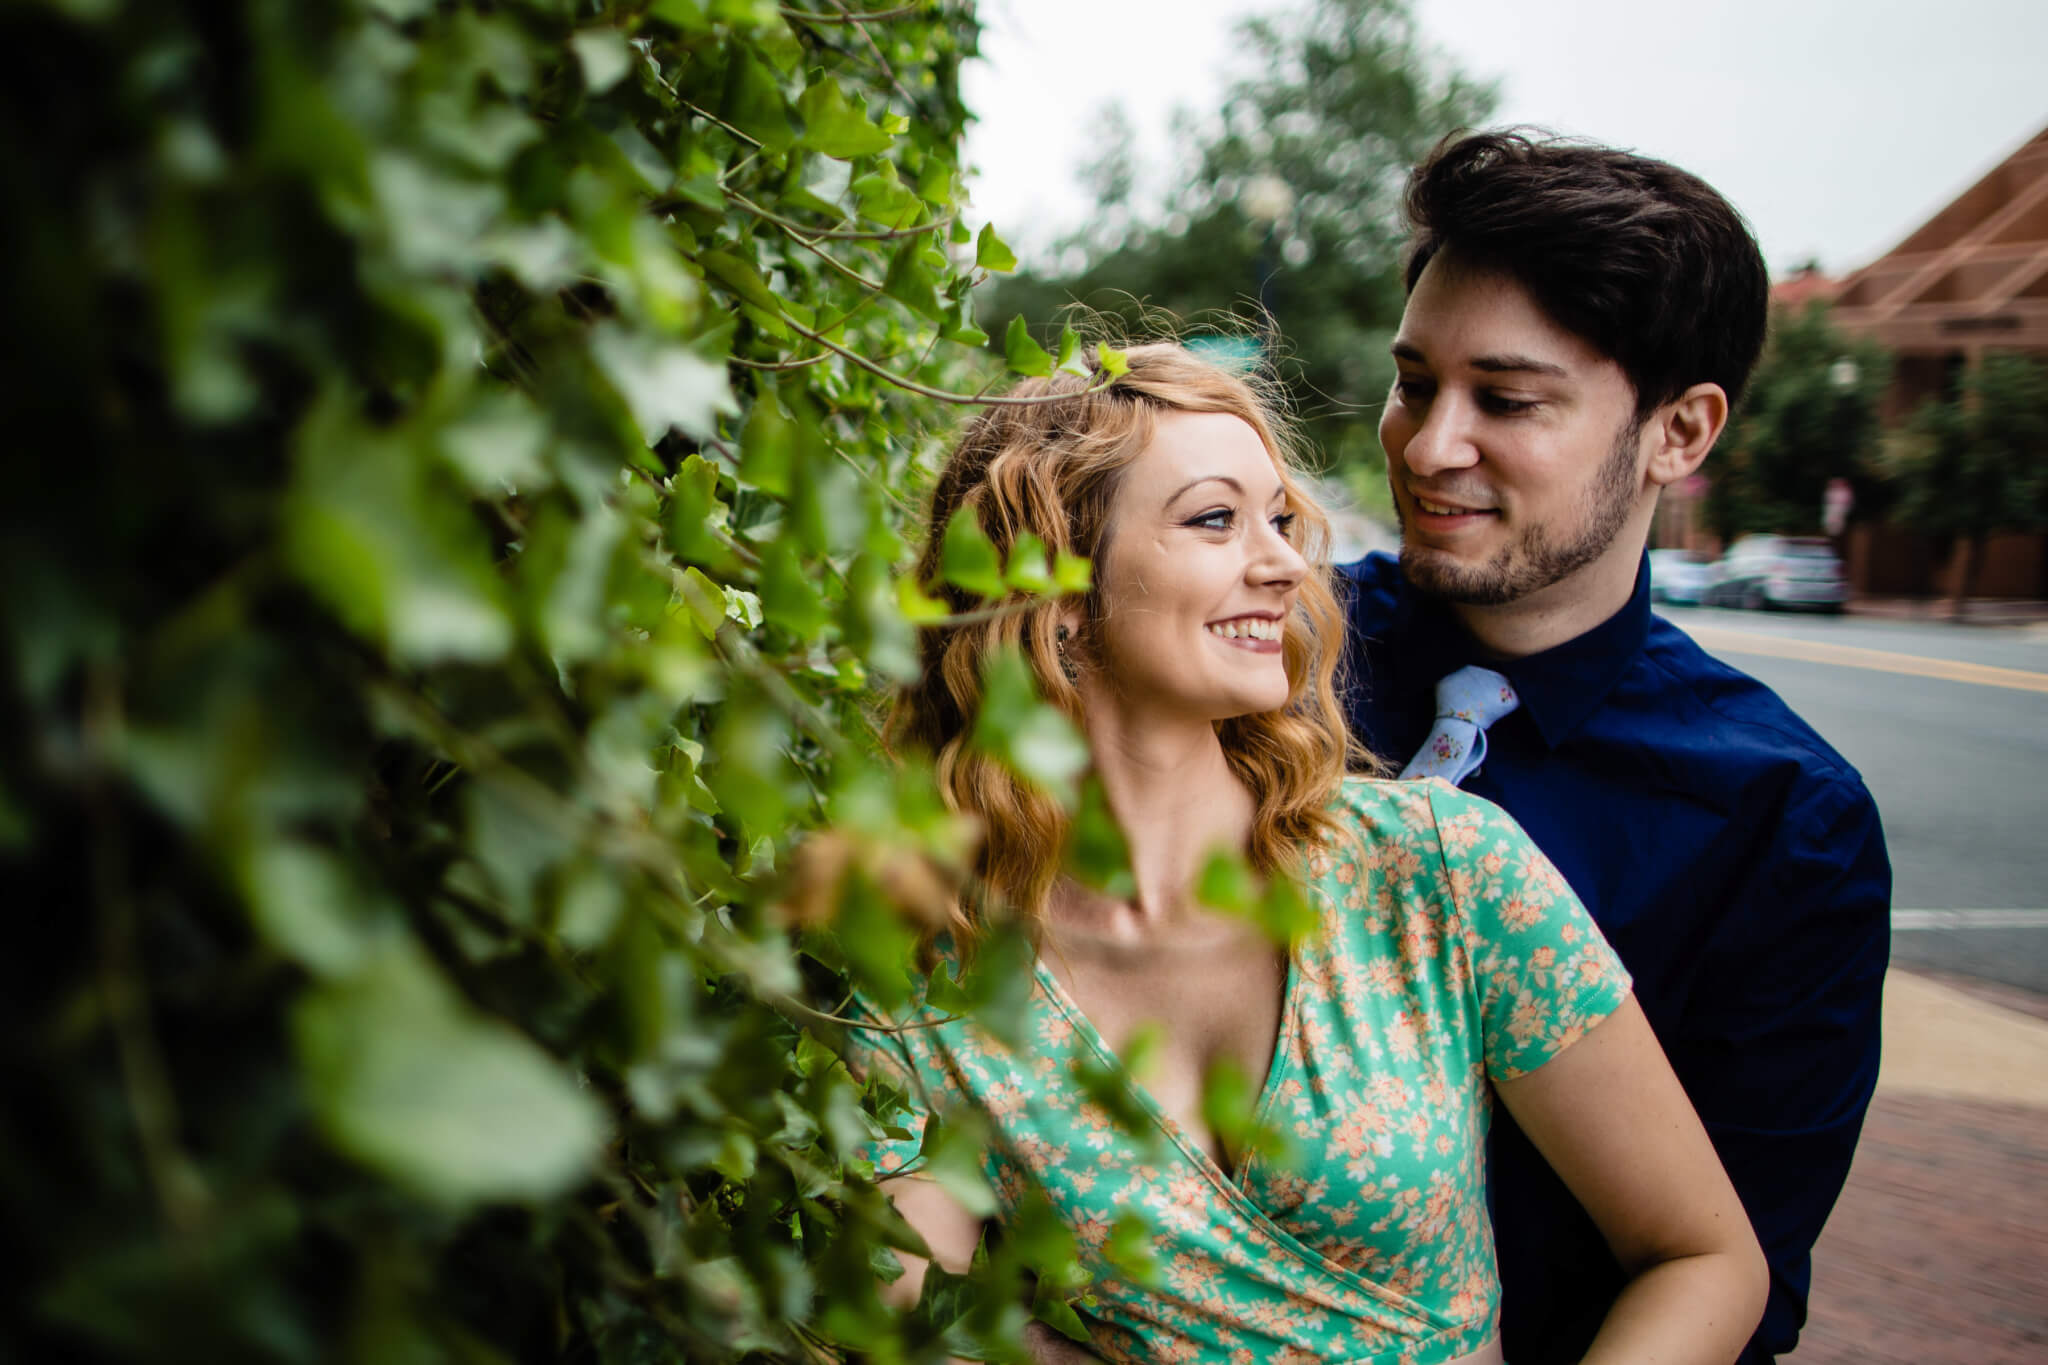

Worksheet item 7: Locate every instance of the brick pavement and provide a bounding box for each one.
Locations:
[1787,973,2048,1364]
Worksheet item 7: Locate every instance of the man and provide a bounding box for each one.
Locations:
[1341,132,1890,1365]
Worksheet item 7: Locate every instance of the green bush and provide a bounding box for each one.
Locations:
[0,1,1093,1359]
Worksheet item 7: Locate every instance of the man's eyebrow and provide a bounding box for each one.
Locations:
[1470,353,1569,378]
[1389,340,1568,379]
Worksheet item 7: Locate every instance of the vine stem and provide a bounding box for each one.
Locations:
[778,2,927,23]
[778,308,1116,408]
[722,186,955,243]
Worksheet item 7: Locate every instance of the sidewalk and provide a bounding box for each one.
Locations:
[1849,596,2048,626]
[1787,971,2048,1364]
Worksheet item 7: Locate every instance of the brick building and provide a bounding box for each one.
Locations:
[1657,123,2048,597]
[1823,122,2048,598]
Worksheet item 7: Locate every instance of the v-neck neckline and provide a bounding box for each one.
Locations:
[1031,941,1302,1187]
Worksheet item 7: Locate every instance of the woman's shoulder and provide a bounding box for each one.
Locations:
[1318,775,1536,875]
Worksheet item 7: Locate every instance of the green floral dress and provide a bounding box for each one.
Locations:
[849,778,1632,1364]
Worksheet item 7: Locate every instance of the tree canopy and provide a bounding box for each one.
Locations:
[1702,304,1893,543]
[983,0,1495,489]
[1883,350,2048,607]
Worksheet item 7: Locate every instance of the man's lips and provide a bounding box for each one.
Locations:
[1409,492,1498,519]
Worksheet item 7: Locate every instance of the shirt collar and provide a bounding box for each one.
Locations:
[1399,554,1653,751]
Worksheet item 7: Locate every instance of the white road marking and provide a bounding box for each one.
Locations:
[1893,909,2048,930]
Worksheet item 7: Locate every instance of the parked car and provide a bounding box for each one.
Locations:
[1648,548,1716,606]
[1703,535,1847,612]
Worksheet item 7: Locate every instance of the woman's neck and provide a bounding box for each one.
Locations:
[1068,698,1254,938]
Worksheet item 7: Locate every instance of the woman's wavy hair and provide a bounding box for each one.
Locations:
[889,342,1371,942]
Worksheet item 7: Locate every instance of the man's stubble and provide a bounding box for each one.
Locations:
[1398,416,1644,608]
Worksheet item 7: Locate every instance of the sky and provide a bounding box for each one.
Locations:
[960,0,2048,278]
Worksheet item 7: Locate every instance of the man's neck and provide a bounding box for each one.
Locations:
[1449,541,1644,661]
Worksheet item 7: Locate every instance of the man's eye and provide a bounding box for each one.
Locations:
[1392,376,1433,403]
[1482,392,1538,415]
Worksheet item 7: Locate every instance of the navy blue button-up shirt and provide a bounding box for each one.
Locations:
[1340,551,1891,1365]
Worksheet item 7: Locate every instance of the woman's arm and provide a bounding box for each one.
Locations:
[1494,994,1769,1365]
[876,1174,985,1311]
[879,1176,1104,1362]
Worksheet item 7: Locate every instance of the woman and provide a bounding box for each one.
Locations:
[847,345,1765,1364]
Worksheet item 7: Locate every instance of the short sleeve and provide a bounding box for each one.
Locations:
[1423,781,1634,1081]
[838,997,935,1177]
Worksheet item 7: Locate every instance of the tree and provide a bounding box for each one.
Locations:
[1885,351,2048,614]
[984,0,1494,489]
[1703,304,1893,543]
[0,0,1110,1360]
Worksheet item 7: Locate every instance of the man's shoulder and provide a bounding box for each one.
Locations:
[1628,614,1870,816]
[1337,551,1406,633]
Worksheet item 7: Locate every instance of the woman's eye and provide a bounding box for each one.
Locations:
[1392,376,1433,403]
[1271,513,1298,538]
[1187,509,1234,531]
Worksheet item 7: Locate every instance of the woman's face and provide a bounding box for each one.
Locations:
[1084,409,1308,723]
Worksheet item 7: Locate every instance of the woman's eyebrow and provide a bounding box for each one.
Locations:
[1164,474,1242,507]
[1163,475,1286,511]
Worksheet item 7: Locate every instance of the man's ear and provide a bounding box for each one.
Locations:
[1643,382,1730,488]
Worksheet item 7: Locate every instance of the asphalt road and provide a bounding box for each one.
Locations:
[1659,605,2048,996]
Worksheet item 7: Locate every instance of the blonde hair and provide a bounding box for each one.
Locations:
[890,343,1371,940]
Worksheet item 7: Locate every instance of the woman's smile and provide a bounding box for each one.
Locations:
[1204,614,1284,652]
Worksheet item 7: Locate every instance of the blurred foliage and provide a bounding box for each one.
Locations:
[0,0,1144,1359]
[982,0,1494,484]
[1882,351,2048,604]
[1703,304,1893,542]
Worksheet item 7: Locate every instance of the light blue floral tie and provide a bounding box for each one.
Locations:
[1399,665,1520,786]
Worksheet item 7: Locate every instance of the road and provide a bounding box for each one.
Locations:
[1659,605,2048,997]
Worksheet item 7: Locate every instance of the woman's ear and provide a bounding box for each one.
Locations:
[1644,382,1730,488]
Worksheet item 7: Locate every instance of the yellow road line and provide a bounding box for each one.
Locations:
[1683,624,2048,694]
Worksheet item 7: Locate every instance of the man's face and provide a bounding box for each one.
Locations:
[1379,256,1650,607]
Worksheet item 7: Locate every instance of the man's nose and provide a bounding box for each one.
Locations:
[1398,395,1482,478]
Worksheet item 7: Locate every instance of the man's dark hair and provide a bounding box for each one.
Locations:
[1402,129,1770,417]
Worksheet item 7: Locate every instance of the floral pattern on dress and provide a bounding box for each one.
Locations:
[845,777,1632,1364]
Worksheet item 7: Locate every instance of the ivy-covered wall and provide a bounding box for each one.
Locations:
[0,1,1098,1358]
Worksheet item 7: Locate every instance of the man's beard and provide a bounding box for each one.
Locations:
[1398,416,1644,607]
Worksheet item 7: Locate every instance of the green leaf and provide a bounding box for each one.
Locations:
[294,948,604,1207]
[1064,775,1133,898]
[760,536,830,636]
[571,29,635,94]
[1004,314,1053,378]
[589,323,736,445]
[1095,342,1129,378]
[895,575,950,624]
[1003,531,1054,594]
[1053,551,1094,594]
[1031,1288,1091,1343]
[1194,849,1256,914]
[849,162,921,224]
[1056,324,1086,375]
[795,74,893,159]
[720,47,797,155]
[699,249,784,317]
[939,507,1005,599]
[738,395,796,496]
[973,647,1088,805]
[975,223,1018,273]
[680,567,730,639]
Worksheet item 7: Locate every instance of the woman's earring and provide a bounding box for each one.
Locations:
[1054,625,1079,684]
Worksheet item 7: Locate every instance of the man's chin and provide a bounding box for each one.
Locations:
[1398,543,1525,607]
